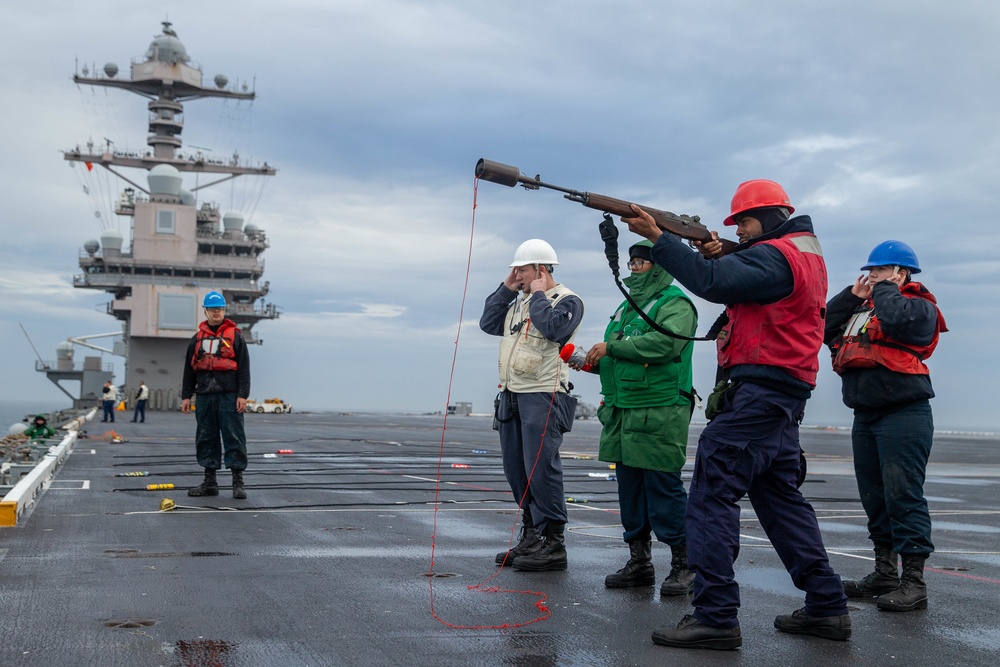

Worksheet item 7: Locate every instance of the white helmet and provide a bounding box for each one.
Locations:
[509,239,559,267]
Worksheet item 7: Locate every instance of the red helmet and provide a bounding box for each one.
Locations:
[723,179,794,226]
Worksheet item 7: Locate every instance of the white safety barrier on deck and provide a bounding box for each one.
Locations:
[0,408,94,527]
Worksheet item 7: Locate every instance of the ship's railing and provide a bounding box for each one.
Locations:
[74,273,264,290]
[78,249,267,267]
[195,227,269,244]
[227,302,280,318]
[35,360,114,373]
[129,54,204,73]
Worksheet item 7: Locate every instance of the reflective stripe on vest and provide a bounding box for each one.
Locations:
[498,285,579,393]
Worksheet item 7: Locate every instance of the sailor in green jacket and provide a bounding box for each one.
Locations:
[23,414,58,442]
[581,241,698,595]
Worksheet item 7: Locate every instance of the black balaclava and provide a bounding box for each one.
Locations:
[744,206,790,235]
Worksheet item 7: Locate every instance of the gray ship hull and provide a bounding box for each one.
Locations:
[2,411,999,666]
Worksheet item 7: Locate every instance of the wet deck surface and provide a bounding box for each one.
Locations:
[2,411,999,666]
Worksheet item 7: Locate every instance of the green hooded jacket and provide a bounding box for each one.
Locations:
[596,245,698,471]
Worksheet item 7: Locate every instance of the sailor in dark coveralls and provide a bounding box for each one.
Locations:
[624,180,850,650]
[181,291,251,500]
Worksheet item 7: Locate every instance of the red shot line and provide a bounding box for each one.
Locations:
[424,175,552,629]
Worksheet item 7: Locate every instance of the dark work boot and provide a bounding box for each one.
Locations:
[231,469,247,500]
[495,523,542,567]
[843,544,899,598]
[660,542,696,596]
[774,607,852,640]
[188,468,219,497]
[652,614,741,650]
[605,539,655,588]
[512,523,567,572]
[877,554,928,612]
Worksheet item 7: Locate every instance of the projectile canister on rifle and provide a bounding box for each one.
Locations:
[475,159,522,187]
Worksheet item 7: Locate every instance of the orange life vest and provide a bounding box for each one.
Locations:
[191,319,240,372]
[832,282,946,376]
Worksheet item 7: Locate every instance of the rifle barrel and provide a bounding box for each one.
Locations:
[475,157,738,255]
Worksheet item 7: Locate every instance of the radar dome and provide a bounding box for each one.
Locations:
[214,74,229,89]
[245,223,260,233]
[179,188,195,206]
[148,164,183,196]
[84,239,100,256]
[223,212,245,232]
[147,23,189,64]
[100,229,123,255]
[7,422,28,436]
[104,63,119,78]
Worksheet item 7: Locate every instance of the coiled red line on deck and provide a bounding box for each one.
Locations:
[427,176,554,630]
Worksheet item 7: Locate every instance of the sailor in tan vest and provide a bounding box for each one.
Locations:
[480,239,584,572]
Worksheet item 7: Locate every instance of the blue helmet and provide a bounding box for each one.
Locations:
[861,240,921,274]
[202,291,227,308]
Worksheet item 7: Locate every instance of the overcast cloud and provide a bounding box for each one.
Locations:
[1,1,998,431]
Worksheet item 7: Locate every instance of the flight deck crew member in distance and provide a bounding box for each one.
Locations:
[132,381,150,423]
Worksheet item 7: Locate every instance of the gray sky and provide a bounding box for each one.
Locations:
[2,1,998,431]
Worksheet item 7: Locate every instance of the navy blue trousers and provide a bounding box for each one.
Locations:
[102,400,115,422]
[132,400,147,423]
[496,391,573,533]
[616,463,686,546]
[194,392,248,471]
[686,383,847,628]
[852,400,934,555]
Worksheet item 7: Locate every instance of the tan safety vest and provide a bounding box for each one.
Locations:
[498,284,579,393]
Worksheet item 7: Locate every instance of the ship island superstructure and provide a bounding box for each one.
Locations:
[54,22,279,410]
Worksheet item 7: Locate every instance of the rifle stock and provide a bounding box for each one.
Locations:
[475,158,737,256]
